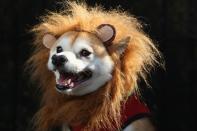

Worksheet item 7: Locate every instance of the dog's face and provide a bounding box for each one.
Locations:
[43,24,128,96]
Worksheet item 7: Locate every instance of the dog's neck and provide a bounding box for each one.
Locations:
[38,81,123,131]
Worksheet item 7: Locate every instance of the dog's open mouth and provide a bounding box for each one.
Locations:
[56,69,92,91]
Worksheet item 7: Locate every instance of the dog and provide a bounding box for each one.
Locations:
[28,2,160,131]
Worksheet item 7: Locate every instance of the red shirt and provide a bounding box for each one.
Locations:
[71,95,150,131]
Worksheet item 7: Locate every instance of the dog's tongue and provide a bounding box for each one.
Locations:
[58,75,75,88]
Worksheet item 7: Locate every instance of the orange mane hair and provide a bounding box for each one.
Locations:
[28,2,161,131]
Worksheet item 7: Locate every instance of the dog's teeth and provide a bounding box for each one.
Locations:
[68,79,71,84]
[70,82,74,87]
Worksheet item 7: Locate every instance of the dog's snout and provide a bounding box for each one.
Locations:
[52,55,68,66]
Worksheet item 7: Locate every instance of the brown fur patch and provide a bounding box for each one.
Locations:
[27,2,162,131]
[55,31,79,47]
[64,31,79,45]
[77,32,108,58]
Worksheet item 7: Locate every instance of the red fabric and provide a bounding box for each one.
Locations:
[71,95,150,131]
[121,95,150,123]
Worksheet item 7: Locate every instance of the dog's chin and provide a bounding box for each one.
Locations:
[55,68,93,94]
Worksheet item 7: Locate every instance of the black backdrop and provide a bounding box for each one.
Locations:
[0,0,196,131]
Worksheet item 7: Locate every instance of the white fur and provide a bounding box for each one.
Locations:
[61,120,154,131]
[62,124,71,131]
[123,124,135,131]
[47,32,73,70]
[123,118,155,131]
[47,32,114,96]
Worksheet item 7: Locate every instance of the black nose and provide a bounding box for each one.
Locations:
[51,55,67,66]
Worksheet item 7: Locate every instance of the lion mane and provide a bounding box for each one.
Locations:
[28,2,161,131]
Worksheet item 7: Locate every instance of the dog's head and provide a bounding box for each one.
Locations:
[28,2,161,131]
[43,24,128,95]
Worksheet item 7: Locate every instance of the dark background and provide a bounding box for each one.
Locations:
[0,0,196,131]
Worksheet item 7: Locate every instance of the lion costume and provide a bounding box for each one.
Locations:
[28,2,161,131]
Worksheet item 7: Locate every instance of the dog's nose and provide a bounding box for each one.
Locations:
[52,55,68,66]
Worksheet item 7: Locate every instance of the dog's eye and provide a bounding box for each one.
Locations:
[56,46,63,53]
[80,49,91,57]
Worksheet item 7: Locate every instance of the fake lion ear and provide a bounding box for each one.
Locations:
[43,34,57,49]
[96,24,116,46]
[112,36,131,55]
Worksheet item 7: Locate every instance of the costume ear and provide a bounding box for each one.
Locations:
[96,24,116,46]
[112,36,130,55]
[43,34,57,49]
